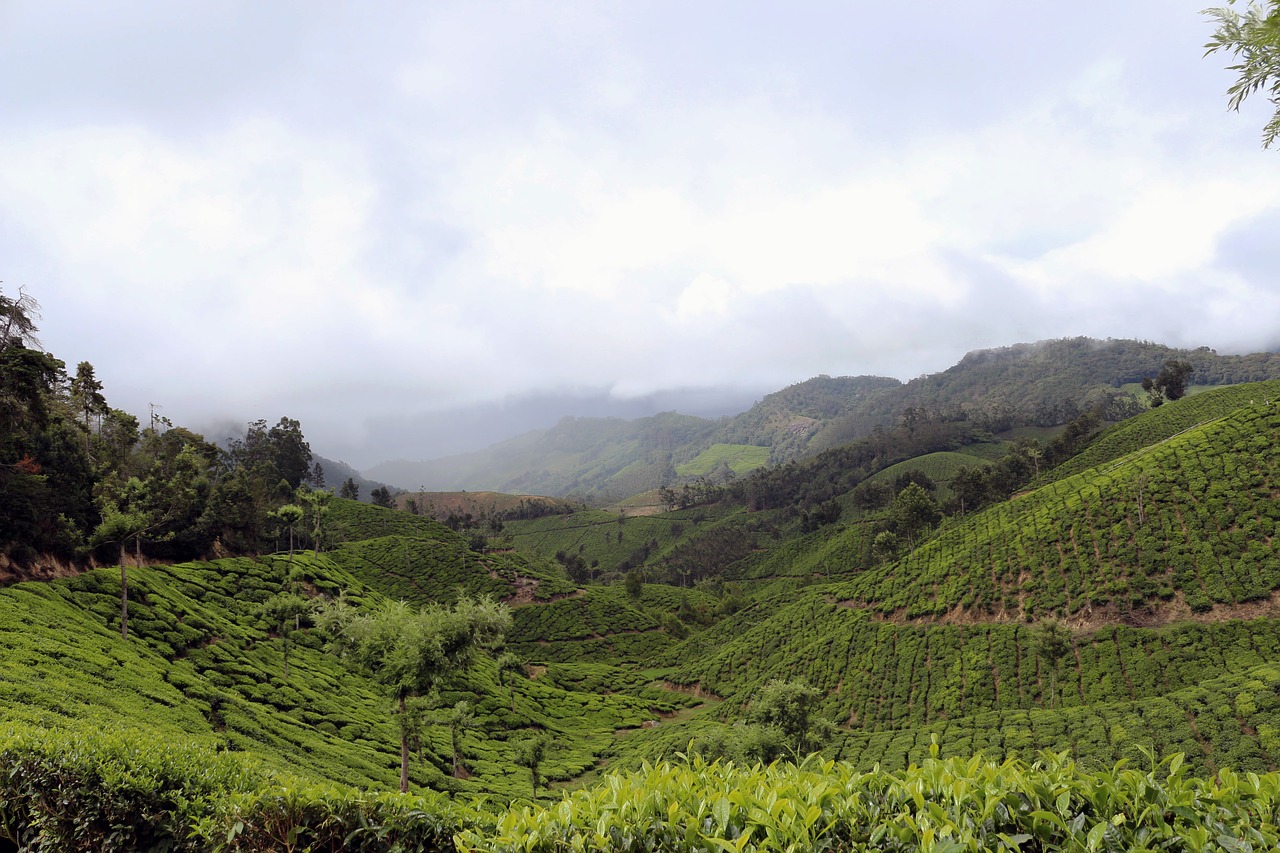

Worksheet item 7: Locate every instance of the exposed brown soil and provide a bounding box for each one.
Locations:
[835,589,1280,634]
[660,680,723,701]
[500,578,585,608]
[0,553,85,586]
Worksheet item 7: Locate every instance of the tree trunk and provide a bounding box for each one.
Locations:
[120,542,130,640]
[399,694,409,793]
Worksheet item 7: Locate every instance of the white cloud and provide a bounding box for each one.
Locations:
[3,0,1279,466]
[676,274,733,322]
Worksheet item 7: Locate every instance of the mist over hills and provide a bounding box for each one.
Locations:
[365,336,1280,499]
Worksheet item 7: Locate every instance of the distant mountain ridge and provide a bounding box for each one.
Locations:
[366,337,1280,499]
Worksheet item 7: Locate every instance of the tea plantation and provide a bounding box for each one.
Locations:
[5,382,1280,850]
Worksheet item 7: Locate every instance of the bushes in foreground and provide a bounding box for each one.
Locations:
[4,721,1280,851]
[0,723,468,852]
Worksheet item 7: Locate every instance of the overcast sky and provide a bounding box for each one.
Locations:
[3,1,1279,468]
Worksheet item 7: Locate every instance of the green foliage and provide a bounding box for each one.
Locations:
[819,393,1280,619]
[9,720,1280,853]
[458,751,1280,852]
[0,720,473,852]
[316,594,511,791]
[370,485,395,508]
[676,443,771,477]
[1205,0,1280,147]
[745,678,836,760]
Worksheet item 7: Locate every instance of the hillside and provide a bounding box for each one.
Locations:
[8,296,1280,848]
[366,337,1280,502]
[367,411,718,502]
[0,500,698,804]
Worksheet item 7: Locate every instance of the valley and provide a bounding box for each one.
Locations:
[4,315,1280,849]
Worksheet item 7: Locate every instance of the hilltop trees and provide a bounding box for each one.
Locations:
[316,595,510,792]
[70,362,107,455]
[1142,359,1194,407]
[0,285,41,350]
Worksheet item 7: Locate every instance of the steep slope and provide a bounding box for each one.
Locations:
[832,393,1280,619]
[624,382,1280,774]
[0,524,676,800]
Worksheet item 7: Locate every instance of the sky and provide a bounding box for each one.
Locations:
[3,1,1279,469]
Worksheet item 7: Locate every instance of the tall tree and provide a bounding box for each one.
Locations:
[339,478,360,500]
[267,417,312,490]
[438,700,476,778]
[297,486,333,552]
[271,503,305,558]
[496,651,526,713]
[70,362,107,456]
[316,595,510,792]
[0,285,42,351]
[889,482,941,548]
[1141,359,1195,407]
[1034,619,1073,709]
[1204,1,1280,147]
[92,478,152,640]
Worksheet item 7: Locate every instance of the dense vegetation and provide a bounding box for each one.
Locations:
[8,286,1280,850]
[370,337,1280,500]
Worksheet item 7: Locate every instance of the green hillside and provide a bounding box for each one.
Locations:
[675,443,772,476]
[366,339,1280,503]
[827,397,1280,619]
[368,411,718,502]
[9,288,1280,849]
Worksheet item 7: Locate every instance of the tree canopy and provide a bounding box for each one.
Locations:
[316,595,511,792]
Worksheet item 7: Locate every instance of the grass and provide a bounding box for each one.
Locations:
[675,443,771,477]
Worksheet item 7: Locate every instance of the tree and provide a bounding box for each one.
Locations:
[438,700,476,778]
[496,652,525,713]
[745,678,836,761]
[888,482,941,548]
[91,493,150,640]
[950,465,991,516]
[1141,359,1194,407]
[315,595,510,792]
[0,285,42,351]
[370,485,395,509]
[92,439,213,638]
[270,503,305,558]
[70,362,107,456]
[1034,619,1073,709]
[513,732,549,797]
[1204,1,1280,147]
[297,486,333,552]
[339,478,359,500]
[266,417,313,490]
[260,590,309,679]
